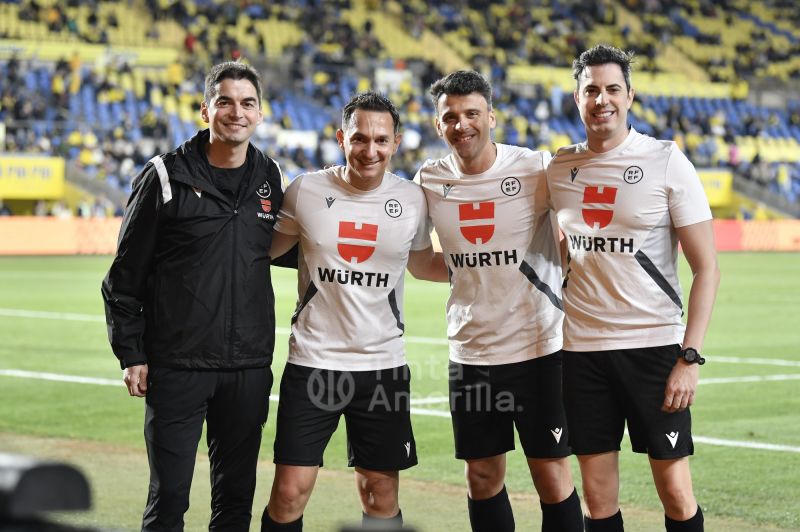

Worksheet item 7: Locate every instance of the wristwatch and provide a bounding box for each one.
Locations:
[679,347,705,365]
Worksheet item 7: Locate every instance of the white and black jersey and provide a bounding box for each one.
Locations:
[547,128,713,352]
[275,166,431,371]
[417,144,563,366]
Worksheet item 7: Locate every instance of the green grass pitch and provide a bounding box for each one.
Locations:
[0,253,798,530]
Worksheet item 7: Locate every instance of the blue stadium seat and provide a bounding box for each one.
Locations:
[125,92,139,126]
[37,68,52,95]
[130,126,142,143]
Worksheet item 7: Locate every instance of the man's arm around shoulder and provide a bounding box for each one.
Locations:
[407,245,449,282]
[270,230,300,261]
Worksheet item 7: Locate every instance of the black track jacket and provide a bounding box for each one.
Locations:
[102,129,285,370]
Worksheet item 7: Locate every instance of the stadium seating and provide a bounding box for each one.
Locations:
[0,0,798,214]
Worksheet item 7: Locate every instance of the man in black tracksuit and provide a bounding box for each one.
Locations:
[102,62,289,531]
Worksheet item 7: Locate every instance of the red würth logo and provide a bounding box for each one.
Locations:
[459,202,494,244]
[337,221,378,263]
[582,186,617,229]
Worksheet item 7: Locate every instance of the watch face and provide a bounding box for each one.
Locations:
[682,348,704,364]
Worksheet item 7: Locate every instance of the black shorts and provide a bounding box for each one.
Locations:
[563,345,694,460]
[449,352,571,460]
[273,363,418,471]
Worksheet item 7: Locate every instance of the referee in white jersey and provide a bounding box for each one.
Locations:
[415,70,583,532]
[546,44,720,532]
[260,91,446,531]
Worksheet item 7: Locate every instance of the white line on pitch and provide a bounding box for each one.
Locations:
[700,374,800,384]
[0,308,106,323]
[692,436,800,453]
[0,368,448,415]
[5,365,797,397]
[11,308,800,356]
[0,369,119,386]
[3,368,800,454]
[0,308,447,345]
[4,366,799,453]
[410,407,450,418]
[406,396,452,405]
[0,369,423,406]
[711,356,800,367]
[1,308,798,367]
[0,369,285,400]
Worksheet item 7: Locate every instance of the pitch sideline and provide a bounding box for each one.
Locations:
[2,367,800,455]
[3,308,800,364]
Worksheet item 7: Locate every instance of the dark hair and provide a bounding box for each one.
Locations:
[572,44,635,92]
[204,61,263,106]
[341,91,401,134]
[429,70,493,112]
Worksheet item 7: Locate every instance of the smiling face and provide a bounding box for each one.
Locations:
[435,92,497,174]
[574,62,634,152]
[201,77,263,147]
[336,109,401,191]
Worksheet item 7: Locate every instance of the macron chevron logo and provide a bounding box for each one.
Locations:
[666,431,679,449]
[550,427,563,444]
[404,441,411,457]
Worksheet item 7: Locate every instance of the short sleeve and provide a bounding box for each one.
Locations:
[410,186,433,251]
[413,166,423,184]
[413,159,435,185]
[666,146,713,228]
[535,150,553,214]
[274,174,303,235]
[273,158,288,192]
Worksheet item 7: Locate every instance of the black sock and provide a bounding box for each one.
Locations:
[468,485,515,532]
[361,509,403,529]
[665,506,704,532]
[585,509,624,532]
[540,488,583,532]
[260,507,303,532]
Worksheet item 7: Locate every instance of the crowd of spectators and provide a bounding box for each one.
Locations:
[620,0,800,82]
[15,0,117,45]
[1,0,799,215]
